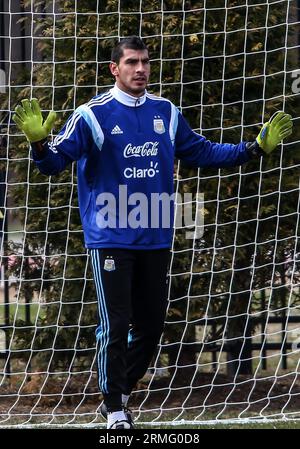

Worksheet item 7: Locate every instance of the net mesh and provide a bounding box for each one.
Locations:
[0,0,299,426]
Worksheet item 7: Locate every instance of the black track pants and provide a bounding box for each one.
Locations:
[90,248,170,411]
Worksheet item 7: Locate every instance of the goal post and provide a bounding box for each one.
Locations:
[0,0,300,426]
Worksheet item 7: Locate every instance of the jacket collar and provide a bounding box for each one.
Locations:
[111,84,147,107]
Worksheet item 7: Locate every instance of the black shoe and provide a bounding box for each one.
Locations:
[109,419,133,429]
[100,403,134,426]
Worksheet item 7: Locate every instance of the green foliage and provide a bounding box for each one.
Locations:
[7,0,300,376]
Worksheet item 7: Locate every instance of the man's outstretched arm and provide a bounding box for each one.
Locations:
[174,109,293,168]
[12,98,72,175]
[12,98,94,175]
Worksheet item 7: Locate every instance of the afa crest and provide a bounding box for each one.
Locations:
[153,118,165,134]
[104,258,116,271]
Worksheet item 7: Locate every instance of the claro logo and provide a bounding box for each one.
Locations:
[124,161,159,179]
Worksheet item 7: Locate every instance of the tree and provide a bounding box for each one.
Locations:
[5,0,299,388]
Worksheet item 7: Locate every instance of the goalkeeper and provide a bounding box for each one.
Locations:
[13,36,293,430]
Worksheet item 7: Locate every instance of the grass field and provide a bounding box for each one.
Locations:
[0,420,300,432]
[1,294,300,431]
[135,421,300,429]
[0,302,42,323]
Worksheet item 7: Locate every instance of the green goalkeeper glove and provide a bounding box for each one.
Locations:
[256,111,293,154]
[12,98,56,143]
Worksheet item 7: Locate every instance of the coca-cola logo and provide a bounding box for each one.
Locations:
[123,142,159,158]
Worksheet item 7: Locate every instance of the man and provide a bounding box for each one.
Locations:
[12,36,293,429]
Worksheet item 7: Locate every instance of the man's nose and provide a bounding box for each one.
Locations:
[136,62,145,72]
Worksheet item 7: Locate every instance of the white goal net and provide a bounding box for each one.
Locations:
[0,0,300,427]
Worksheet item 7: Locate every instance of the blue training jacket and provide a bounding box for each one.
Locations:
[33,84,252,249]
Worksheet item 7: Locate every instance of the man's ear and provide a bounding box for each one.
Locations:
[109,62,119,77]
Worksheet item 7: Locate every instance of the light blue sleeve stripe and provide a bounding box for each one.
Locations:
[54,112,81,146]
[77,104,104,151]
[169,103,179,146]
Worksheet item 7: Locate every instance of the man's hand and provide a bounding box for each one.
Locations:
[256,111,293,154]
[12,98,56,143]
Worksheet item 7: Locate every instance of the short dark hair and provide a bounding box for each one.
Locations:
[111,36,148,64]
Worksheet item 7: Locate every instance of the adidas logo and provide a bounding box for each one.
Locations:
[111,125,123,135]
